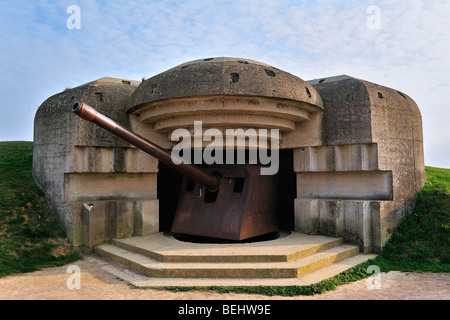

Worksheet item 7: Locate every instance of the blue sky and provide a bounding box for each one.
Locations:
[0,0,449,168]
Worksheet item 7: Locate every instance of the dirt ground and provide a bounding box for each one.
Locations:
[0,254,448,300]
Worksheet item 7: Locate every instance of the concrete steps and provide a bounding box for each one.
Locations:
[94,232,376,287]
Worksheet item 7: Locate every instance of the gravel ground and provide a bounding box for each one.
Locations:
[0,254,448,300]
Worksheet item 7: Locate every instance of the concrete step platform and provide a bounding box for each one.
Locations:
[100,253,376,287]
[94,232,376,285]
[110,232,344,262]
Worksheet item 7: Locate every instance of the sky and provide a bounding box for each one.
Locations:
[0,0,449,168]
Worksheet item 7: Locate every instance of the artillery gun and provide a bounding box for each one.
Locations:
[72,101,278,241]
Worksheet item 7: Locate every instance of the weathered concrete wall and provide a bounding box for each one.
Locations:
[33,78,159,251]
[294,75,425,252]
[363,79,425,248]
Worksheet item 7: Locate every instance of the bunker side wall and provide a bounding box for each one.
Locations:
[33,78,160,250]
[294,76,425,252]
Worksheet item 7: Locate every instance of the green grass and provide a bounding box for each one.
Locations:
[371,166,450,273]
[0,141,81,278]
[0,141,448,296]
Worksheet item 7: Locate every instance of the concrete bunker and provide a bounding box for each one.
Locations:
[33,58,425,253]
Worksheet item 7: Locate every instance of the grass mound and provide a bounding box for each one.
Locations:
[0,141,81,278]
[372,166,450,272]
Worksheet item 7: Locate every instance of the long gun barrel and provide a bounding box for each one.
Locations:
[71,101,220,191]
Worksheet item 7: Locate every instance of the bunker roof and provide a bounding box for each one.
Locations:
[128,57,323,113]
